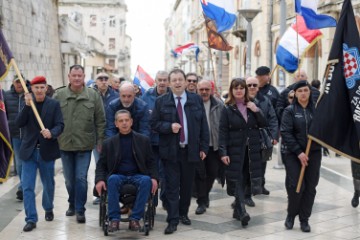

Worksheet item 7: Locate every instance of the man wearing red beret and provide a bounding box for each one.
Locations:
[16,76,64,232]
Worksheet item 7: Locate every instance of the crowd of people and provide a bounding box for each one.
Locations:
[3,64,351,235]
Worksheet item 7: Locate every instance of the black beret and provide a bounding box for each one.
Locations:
[293,80,310,91]
[255,66,271,76]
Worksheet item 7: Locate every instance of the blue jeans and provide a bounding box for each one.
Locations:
[61,150,91,214]
[12,137,23,190]
[107,174,151,221]
[22,149,55,223]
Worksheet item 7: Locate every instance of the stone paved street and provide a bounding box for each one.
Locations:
[0,150,359,240]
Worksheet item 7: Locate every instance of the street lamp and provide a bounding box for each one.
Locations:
[238,9,261,76]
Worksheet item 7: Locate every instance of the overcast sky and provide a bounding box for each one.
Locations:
[126,1,175,79]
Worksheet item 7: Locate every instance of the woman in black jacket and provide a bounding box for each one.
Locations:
[219,78,266,226]
[280,80,322,233]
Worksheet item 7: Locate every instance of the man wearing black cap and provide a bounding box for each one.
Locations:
[3,74,30,201]
[16,76,64,232]
[255,66,280,111]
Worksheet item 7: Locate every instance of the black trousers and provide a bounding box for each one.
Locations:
[194,148,221,205]
[162,147,196,224]
[283,150,321,222]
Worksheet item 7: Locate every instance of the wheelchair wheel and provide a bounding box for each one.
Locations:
[103,222,108,236]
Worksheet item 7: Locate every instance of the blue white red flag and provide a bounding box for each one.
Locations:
[295,0,336,29]
[133,65,155,93]
[276,15,322,73]
[200,0,236,33]
[171,43,200,62]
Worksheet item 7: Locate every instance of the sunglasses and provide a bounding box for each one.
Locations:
[187,79,198,83]
[247,83,258,88]
[288,96,294,99]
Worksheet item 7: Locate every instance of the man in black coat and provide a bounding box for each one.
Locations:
[95,109,158,232]
[16,76,64,232]
[3,74,30,200]
[256,66,280,110]
[151,69,209,235]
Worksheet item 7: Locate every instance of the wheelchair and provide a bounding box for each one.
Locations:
[97,183,156,236]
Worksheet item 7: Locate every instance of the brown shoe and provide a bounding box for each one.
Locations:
[129,220,141,231]
[108,220,119,232]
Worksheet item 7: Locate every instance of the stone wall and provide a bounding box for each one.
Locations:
[0,0,64,89]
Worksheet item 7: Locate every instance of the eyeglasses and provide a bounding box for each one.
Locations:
[187,79,198,83]
[247,83,258,88]
[97,77,108,81]
[288,96,294,99]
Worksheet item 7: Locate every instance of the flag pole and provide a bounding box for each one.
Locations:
[10,59,45,130]
[209,49,219,94]
[296,138,312,193]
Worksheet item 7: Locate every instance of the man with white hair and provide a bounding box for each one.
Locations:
[105,81,150,137]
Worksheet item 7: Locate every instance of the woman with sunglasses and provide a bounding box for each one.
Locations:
[219,78,266,226]
[280,80,322,233]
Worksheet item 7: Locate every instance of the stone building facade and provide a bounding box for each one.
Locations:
[0,0,63,89]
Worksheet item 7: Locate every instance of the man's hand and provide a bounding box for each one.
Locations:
[297,152,309,167]
[96,180,107,195]
[221,156,230,165]
[171,123,182,133]
[96,143,102,153]
[24,92,33,106]
[151,179,158,195]
[200,151,206,161]
[40,129,52,139]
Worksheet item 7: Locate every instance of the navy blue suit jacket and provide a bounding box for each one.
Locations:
[150,91,209,162]
[16,96,64,160]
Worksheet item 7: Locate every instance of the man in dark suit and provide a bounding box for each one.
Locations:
[95,109,158,232]
[16,76,64,232]
[151,69,209,235]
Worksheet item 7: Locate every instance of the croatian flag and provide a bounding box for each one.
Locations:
[133,65,155,93]
[276,15,322,73]
[171,43,200,62]
[295,0,336,29]
[200,0,236,33]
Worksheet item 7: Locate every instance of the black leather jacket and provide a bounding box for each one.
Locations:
[280,101,321,155]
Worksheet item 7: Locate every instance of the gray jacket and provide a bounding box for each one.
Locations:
[254,92,279,141]
[207,96,224,151]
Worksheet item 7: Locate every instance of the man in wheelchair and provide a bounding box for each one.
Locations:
[95,109,158,232]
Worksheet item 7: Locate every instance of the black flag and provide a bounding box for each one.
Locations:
[308,0,360,162]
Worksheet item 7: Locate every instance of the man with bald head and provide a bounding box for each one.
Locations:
[105,81,150,137]
[276,69,319,122]
[245,77,278,203]
[193,79,224,215]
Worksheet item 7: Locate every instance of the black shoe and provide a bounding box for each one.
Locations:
[66,206,75,216]
[45,211,54,221]
[262,187,270,195]
[16,189,23,201]
[76,212,86,223]
[240,213,250,226]
[244,198,255,207]
[164,223,177,234]
[195,205,206,215]
[179,215,191,225]
[284,215,294,229]
[23,222,36,232]
[352,191,359,208]
[300,221,311,232]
